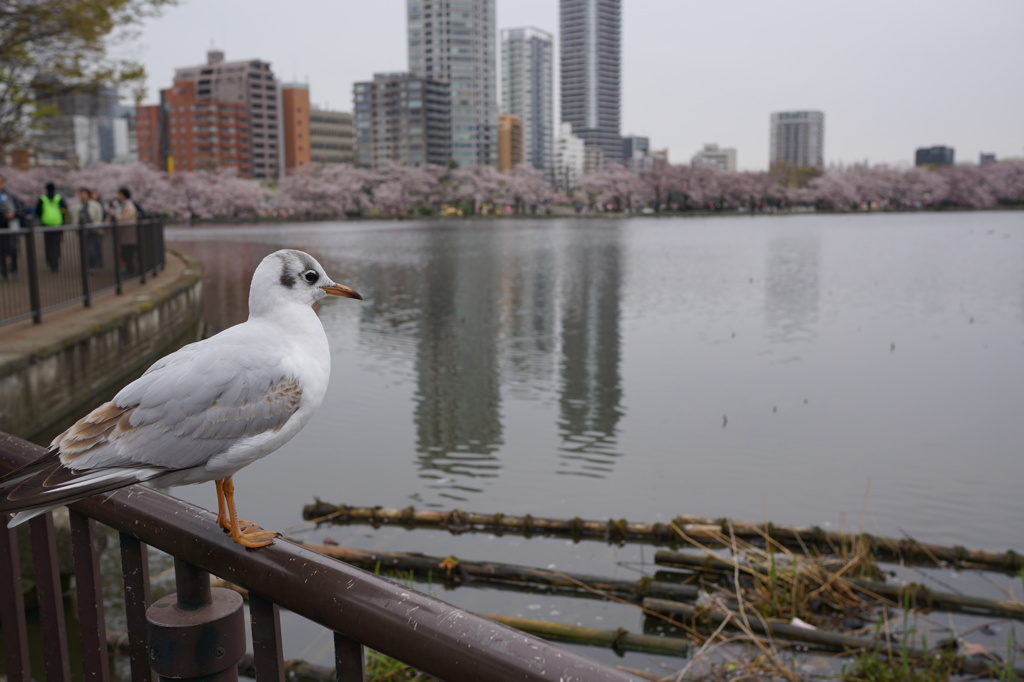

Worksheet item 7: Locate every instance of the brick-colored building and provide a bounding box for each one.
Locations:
[498,114,523,171]
[135,80,249,176]
[281,83,311,172]
[174,51,281,181]
[135,105,163,171]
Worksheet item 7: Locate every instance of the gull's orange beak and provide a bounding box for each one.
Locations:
[321,283,363,300]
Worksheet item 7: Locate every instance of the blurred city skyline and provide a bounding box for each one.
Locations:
[124,0,1024,171]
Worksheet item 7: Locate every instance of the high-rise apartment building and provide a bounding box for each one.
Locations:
[560,0,622,164]
[281,84,311,172]
[407,0,497,168]
[498,114,524,171]
[354,72,451,171]
[501,27,554,174]
[310,108,355,165]
[174,50,281,181]
[136,79,249,175]
[769,111,824,169]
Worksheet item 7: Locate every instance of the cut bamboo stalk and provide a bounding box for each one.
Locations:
[299,542,698,603]
[483,614,689,657]
[642,598,1022,678]
[654,550,1024,621]
[301,501,673,544]
[301,501,1024,572]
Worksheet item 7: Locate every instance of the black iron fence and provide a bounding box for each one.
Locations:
[0,218,165,326]
[0,434,641,682]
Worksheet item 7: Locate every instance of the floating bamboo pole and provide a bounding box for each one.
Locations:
[299,542,698,603]
[644,599,1021,679]
[654,550,1024,621]
[301,501,1024,572]
[483,614,689,657]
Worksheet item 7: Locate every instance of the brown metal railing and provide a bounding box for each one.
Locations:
[0,433,641,682]
[0,218,166,326]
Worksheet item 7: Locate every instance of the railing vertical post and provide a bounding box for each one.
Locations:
[120,532,153,682]
[77,223,91,307]
[29,513,72,682]
[147,558,246,682]
[249,592,285,680]
[0,515,31,682]
[69,511,110,682]
[24,223,42,323]
[335,632,365,682]
[111,219,122,295]
[137,222,146,285]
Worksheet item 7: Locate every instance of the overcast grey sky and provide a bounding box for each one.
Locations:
[127,0,1024,171]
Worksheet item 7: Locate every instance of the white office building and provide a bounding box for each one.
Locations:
[501,26,554,174]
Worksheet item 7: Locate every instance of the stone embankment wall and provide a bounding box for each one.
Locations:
[0,250,205,443]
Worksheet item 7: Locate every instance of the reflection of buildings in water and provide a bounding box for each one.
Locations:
[763,234,821,345]
[412,232,504,501]
[170,240,275,335]
[557,230,625,477]
[497,243,559,398]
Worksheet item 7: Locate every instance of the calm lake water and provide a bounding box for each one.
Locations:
[167,211,1024,671]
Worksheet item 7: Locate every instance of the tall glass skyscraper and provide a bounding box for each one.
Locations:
[408,0,498,168]
[560,0,622,164]
[501,27,554,174]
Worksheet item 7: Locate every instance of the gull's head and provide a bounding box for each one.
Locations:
[249,249,362,317]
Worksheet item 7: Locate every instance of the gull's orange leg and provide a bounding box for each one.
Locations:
[221,476,278,549]
[215,479,230,530]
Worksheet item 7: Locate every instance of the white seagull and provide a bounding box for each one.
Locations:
[0,249,362,548]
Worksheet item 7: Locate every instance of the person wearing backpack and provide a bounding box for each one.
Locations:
[36,182,68,272]
[112,186,138,275]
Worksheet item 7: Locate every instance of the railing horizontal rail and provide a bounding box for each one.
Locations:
[0,433,640,682]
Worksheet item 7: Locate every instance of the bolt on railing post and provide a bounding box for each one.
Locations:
[146,558,246,682]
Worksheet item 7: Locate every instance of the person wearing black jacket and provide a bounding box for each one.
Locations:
[0,174,20,281]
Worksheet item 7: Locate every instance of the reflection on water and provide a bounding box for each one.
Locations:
[764,232,820,347]
[413,230,503,499]
[556,226,624,477]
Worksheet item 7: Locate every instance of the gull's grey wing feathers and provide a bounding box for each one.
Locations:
[54,327,304,472]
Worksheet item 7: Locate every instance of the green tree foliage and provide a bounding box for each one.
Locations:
[0,0,176,152]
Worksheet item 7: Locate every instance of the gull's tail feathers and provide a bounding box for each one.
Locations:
[0,450,167,527]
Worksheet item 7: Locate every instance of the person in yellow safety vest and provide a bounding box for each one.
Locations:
[36,182,68,273]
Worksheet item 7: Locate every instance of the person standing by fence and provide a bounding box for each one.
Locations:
[0,175,20,281]
[36,182,68,273]
[78,187,104,272]
[112,187,138,276]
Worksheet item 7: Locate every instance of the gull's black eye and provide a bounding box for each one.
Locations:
[303,270,319,284]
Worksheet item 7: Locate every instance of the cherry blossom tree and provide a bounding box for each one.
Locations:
[277,164,373,218]
[367,163,439,217]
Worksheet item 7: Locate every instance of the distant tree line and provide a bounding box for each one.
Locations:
[0,159,1021,222]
